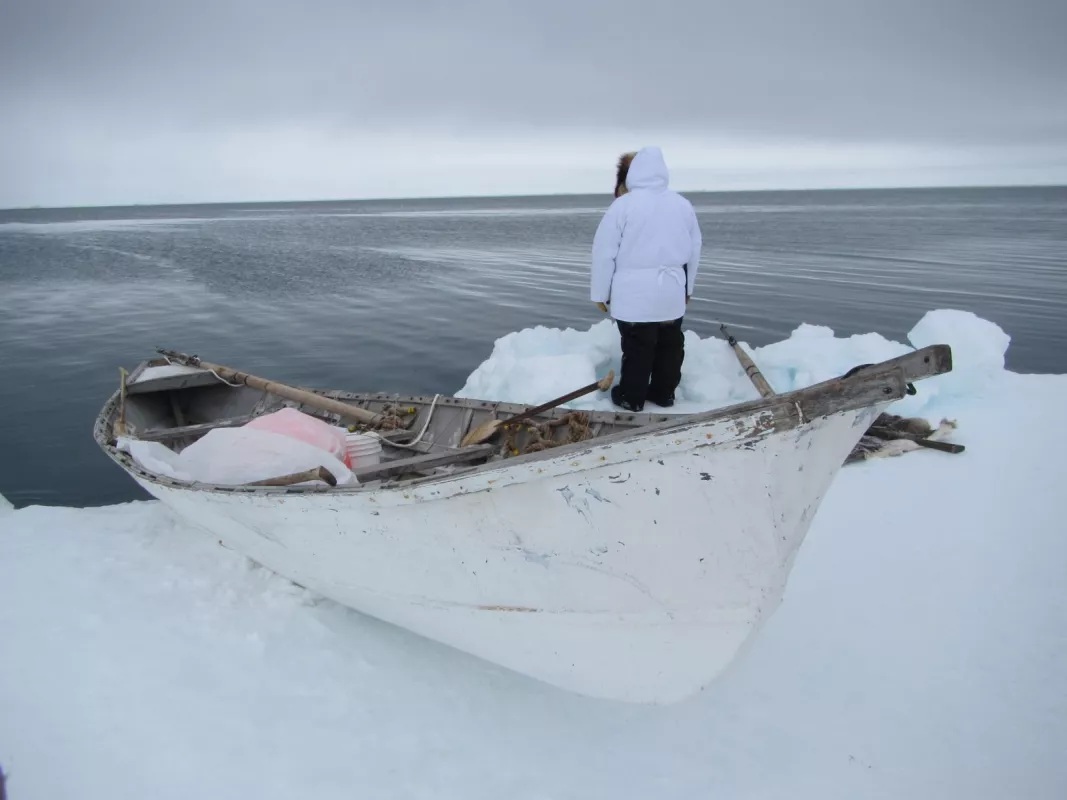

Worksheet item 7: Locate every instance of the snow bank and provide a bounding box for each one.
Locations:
[0,492,12,515]
[456,308,1010,421]
[2,309,1063,799]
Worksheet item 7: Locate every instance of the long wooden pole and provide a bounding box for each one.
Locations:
[499,370,615,427]
[719,324,776,398]
[156,349,382,426]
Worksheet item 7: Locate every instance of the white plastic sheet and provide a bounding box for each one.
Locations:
[118,427,357,487]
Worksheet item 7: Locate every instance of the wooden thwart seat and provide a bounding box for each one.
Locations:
[348,445,495,482]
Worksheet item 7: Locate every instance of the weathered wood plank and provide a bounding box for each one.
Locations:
[564,356,921,455]
[137,415,255,441]
[450,407,475,448]
[350,445,495,482]
[244,466,339,487]
[844,345,953,383]
[169,394,187,428]
[126,368,223,395]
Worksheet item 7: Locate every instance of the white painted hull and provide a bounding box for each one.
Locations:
[125,402,885,704]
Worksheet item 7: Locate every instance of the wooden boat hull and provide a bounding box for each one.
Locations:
[117,403,883,703]
[96,346,951,703]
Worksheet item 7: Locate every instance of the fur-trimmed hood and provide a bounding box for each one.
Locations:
[626,146,670,191]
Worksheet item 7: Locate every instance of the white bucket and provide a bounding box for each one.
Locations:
[345,432,382,467]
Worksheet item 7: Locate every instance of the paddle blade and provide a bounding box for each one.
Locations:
[460,419,502,447]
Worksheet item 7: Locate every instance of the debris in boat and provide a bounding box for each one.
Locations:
[347,403,416,434]
[344,432,383,468]
[460,371,613,447]
[245,407,353,468]
[502,411,593,456]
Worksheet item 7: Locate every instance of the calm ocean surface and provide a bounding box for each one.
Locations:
[2,186,1065,509]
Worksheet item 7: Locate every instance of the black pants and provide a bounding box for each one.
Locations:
[615,317,685,410]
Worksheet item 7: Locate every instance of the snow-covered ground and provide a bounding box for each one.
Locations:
[2,310,1065,799]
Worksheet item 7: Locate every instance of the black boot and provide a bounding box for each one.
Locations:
[611,384,643,412]
[647,392,675,408]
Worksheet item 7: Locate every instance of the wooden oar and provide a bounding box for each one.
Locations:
[719,324,775,398]
[156,349,382,427]
[461,371,615,447]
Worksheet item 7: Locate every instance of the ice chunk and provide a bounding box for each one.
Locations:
[457,313,950,418]
[461,353,597,407]
[753,329,912,395]
[907,309,1012,404]
[457,321,619,408]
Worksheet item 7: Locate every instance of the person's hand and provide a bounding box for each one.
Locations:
[595,302,609,313]
[685,295,691,305]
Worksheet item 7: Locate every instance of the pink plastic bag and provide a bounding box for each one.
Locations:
[244,407,352,468]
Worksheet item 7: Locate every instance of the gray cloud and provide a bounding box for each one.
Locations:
[2,0,1066,206]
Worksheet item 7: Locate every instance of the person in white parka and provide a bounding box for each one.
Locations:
[590,146,703,411]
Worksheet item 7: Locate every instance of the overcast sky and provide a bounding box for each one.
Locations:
[2,0,1065,207]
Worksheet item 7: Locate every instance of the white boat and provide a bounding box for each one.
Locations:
[94,345,952,704]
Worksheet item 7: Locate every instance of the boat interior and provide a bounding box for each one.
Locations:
[99,358,681,488]
[96,344,955,491]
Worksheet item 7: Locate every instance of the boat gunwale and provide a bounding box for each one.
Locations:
[93,344,951,496]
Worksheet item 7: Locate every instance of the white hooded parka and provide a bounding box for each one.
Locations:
[590,146,703,323]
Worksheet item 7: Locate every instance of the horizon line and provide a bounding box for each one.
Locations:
[2,180,1065,213]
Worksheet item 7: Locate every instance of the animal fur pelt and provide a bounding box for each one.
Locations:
[846,413,959,464]
[614,151,637,198]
